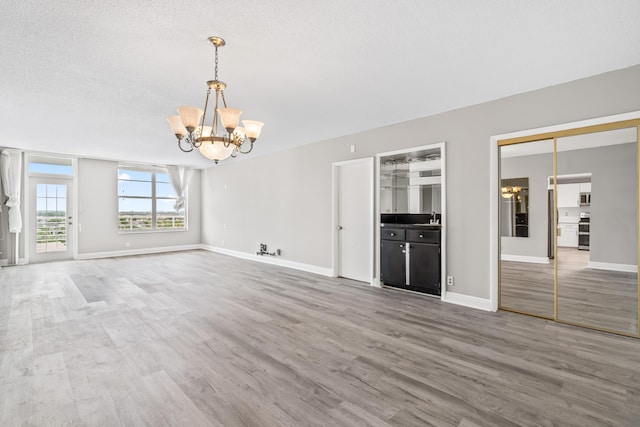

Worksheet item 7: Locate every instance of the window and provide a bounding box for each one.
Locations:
[28,155,74,176]
[118,166,186,232]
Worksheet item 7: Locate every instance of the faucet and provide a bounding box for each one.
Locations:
[431,211,436,223]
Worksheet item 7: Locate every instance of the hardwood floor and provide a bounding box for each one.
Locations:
[501,247,639,334]
[2,250,640,426]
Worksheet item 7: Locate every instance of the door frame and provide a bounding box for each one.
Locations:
[374,142,447,299]
[489,110,640,313]
[23,153,78,264]
[331,157,375,285]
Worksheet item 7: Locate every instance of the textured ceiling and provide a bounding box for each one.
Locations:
[2,0,640,169]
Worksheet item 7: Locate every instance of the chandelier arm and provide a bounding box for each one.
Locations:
[221,90,228,108]
[237,141,254,155]
[200,89,211,137]
[177,138,194,153]
[211,87,220,135]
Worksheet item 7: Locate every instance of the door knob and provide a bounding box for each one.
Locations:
[336,226,343,230]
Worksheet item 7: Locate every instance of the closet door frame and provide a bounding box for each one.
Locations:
[490,112,640,338]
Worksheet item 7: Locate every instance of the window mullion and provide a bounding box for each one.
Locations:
[152,172,157,229]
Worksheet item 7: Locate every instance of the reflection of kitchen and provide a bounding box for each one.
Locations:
[548,174,591,266]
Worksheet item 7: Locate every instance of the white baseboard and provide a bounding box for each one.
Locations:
[76,244,202,260]
[443,291,492,311]
[201,245,333,277]
[501,254,550,264]
[588,261,638,273]
[0,258,27,266]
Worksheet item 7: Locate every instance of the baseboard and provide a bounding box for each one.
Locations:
[201,245,333,277]
[500,254,550,264]
[588,261,638,273]
[0,258,26,266]
[77,244,202,260]
[443,291,492,311]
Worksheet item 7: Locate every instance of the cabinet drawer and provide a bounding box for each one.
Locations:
[406,229,440,244]
[381,228,405,241]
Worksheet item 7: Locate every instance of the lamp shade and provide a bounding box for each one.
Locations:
[217,108,242,132]
[166,116,187,138]
[198,139,234,162]
[177,106,204,130]
[242,120,264,140]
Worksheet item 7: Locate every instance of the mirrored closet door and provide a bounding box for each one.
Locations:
[499,139,555,318]
[499,120,640,337]
[556,127,638,335]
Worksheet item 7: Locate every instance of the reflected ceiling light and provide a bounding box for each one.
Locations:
[166,36,264,164]
[501,186,521,198]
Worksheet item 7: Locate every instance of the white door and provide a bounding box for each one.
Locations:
[335,158,373,283]
[29,177,73,263]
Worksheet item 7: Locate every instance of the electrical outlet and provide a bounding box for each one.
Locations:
[447,276,454,286]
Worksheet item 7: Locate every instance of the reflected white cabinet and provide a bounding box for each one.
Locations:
[558,223,579,247]
[557,183,580,207]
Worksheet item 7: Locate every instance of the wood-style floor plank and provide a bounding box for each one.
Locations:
[1,250,640,426]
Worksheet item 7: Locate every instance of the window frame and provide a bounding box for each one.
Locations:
[117,164,188,233]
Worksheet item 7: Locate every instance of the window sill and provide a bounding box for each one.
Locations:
[117,228,189,235]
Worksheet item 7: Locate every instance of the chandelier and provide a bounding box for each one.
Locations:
[166,36,264,164]
[501,186,521,199]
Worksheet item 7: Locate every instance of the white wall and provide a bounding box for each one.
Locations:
[201,64,640,299]
[77,158,201,255]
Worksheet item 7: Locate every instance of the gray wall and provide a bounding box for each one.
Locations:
[202,64,640,299]
[562,143,637,265]
[77,158,201,254]
[501,143,638,265]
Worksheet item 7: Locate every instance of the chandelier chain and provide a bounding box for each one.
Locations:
[214,44,219,81]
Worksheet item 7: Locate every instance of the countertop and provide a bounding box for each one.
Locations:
[381,223,442,228]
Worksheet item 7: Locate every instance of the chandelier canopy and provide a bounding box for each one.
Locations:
[167,36,264,164]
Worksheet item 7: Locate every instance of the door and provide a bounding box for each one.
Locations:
[380,240,405,286]
[335,158,373,283]
[29,177,73,263]
[409,243,441,295]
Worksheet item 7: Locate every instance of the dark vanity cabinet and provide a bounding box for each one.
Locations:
[380,224,441,296]
[380,228,406,286]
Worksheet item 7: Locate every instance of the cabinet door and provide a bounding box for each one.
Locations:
[557,183,580,207]
[408,243,441,296]
[380,241,406,286]
[557,224,579,247]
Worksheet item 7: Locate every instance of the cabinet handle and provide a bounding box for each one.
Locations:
[399,244,404,248]
[390,233,395,236]
[419,234,424,238]
[401,250,406,254]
